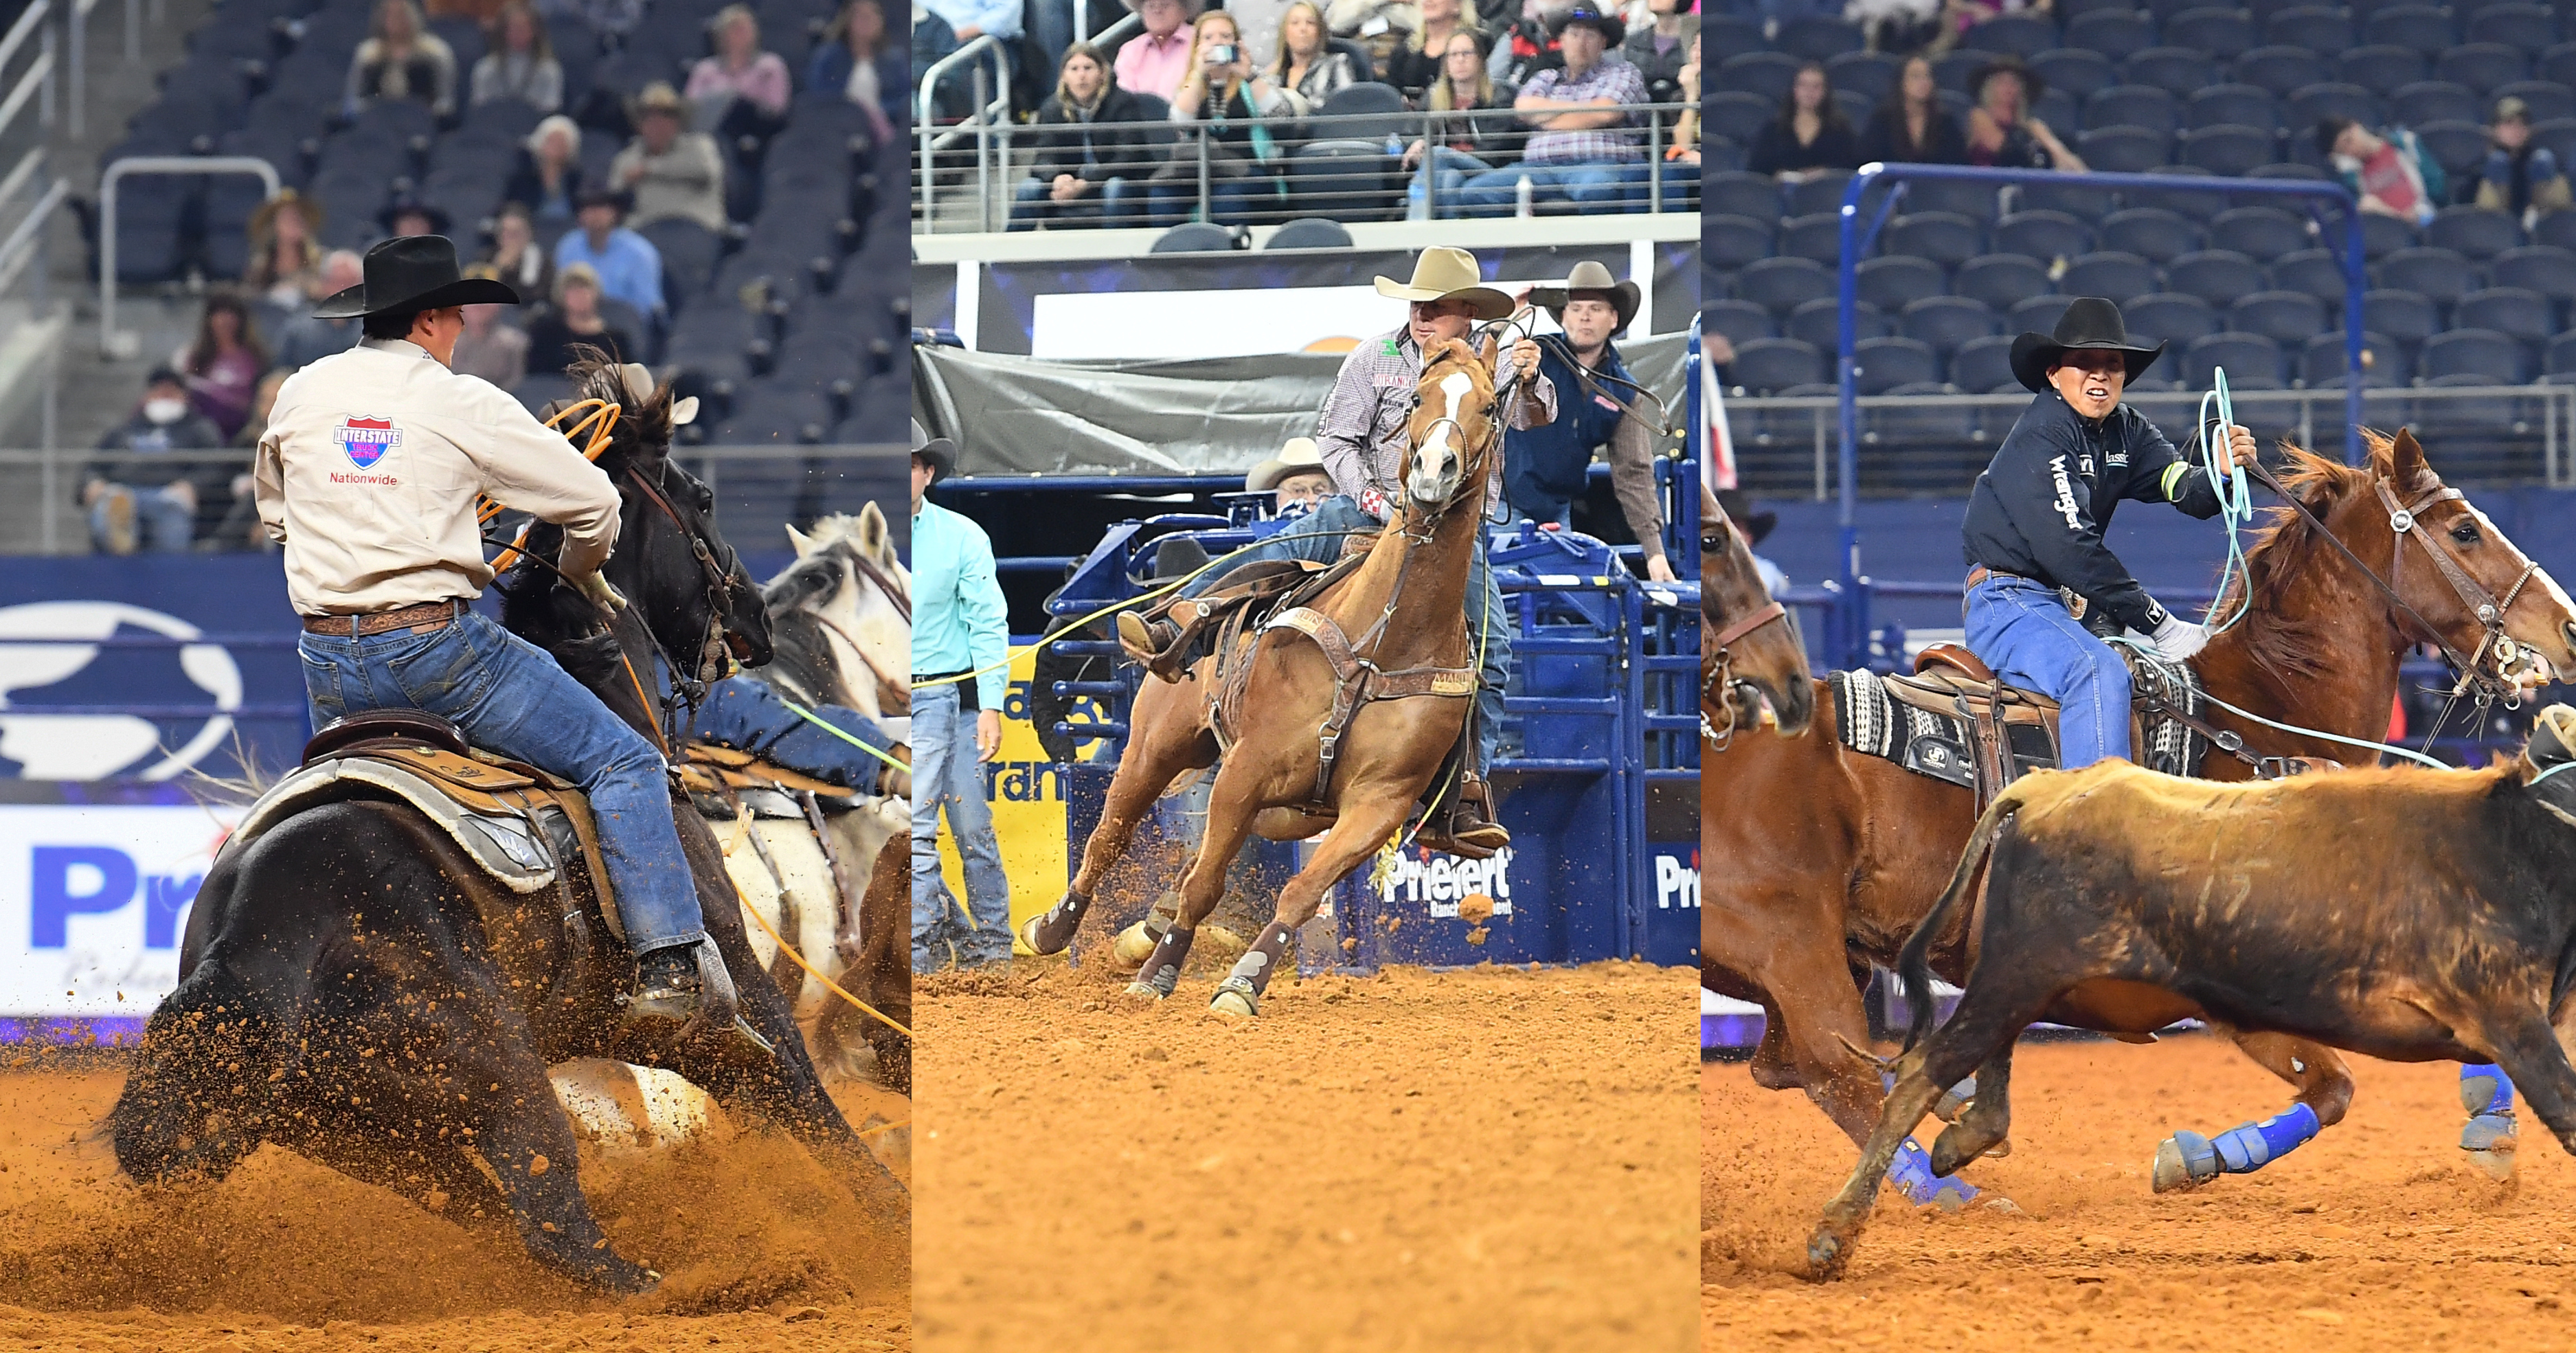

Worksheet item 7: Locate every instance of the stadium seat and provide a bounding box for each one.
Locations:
[2302,331,2413,385]
[1855,255,1948,310]
[1961,12,2058,57]
[2068,9,2156,60]
[1950,334,2024,393]
[2062,250,2160,302]
[1826,51,1899,104]
[1787,298,1889,350]
[2163,251,2269,310]
[2086,85,2182,136]
[2184,331,2288,386]
[1954,254,2054,310]
[2421,328,2532,381]
[1829,89,1875,127]
[2228,289,2332,344]
[1933,49,1987,96]
[2188,85,2279,131]
[1785,171,1857,219]
[1706,171,1783,223]
[2270,248,2353,302]
[2491,244,2576,302]
[2337,46,2427,98]
[1728,338,1827,395]
[2123,48,2212,99]
[1776,14,1864,60]
[2246,161,2334,183]
[1739,256,1839,314]
[2467,3,2557,50]
[2266,5,2357,52]
[2009,294,2076,334]
[1873,380,1982,445]
[1718,52,1803,102]
[1706,14,1767,56]
[2428,205,2525,260]
[2163,5,2260,58]
[2456,287,2557,342]
[2125,292,2224,345]
[2391,81,2484,129]
[2542,43,2576,91]
[1994,209,2094,261]
[2032,48,2119,102]
[2180,125,2279,176]
[2079,126,2170,173]
[2492,80,2576,125]
[2285,82,2384,133]
[1884,212,1985,268]
[2544,330,2576,382]
[1265,218,1355,249]
[1900,295,2002,356]
[2230,46,2334,100]
[2209,206,2313,261]
[1852,336,1941,395]
[2364,3,2458,47]
[1150,223,1238,253]
[2358,212,2421,259]
[1781,212,1843,264]
[2534,120,2576,173]
[1706,91,1775,146]
[1903,176,2005,222]
[2434,44,2529,95]
[1704,300,1777,348]
[2360,288,2441,342]
[2100,207,2204,263]
[1706,214,1775,271]
[2413,120,2496,183]
[2377,245,2474,303]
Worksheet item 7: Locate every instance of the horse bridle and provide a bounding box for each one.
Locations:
[622,460,753,701]
[1702,511,1790,752]
[805,542,914,716]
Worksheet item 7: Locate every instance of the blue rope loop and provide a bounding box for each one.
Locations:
[2198,368,2257,636]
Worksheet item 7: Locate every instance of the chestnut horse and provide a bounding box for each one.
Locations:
[1706,429,2576,1198]
[1704,486,1816,744]
[1020,337,1509,1016]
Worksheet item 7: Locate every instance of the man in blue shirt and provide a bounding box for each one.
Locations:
[913,0,1023,118]
[1506,261,1675,582]
[552,188,665,329]
[909,421,1013,971]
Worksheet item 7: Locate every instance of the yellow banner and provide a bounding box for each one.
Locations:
[930,644,1100,946]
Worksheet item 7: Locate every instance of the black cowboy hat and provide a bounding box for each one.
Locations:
[2009,295,2165,394]
[1552,2,1625,45]
[1966,54,2042,107]
[913,417,957,482]
[312,235,519,320]
[1713,488,1775,546]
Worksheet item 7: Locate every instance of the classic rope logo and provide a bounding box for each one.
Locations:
[336,414,403,470]
[0,601,242,781]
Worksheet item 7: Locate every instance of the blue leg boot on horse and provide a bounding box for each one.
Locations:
[2461,1062,2518,1178]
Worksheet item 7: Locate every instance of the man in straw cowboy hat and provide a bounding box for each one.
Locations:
[1960,295,2258,770]
[610,81,728,234]
[1116,0,1200,100]
[1512,259,1675,582]
[1122,245,1553,856]
[256,233,739,1024]
[909,418,1014,971]
[1245,434,1333,512]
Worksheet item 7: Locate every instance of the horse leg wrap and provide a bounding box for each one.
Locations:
[1126,926,1195,1000]
[1210,919,1294,1017]
[1887,1071,1979,1123]
[1020,890,1090,956]
[1884,1137,1980,1209]
[2460,1064,2518,1169]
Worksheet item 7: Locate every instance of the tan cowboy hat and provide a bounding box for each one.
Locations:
[1530,259,1640,337]
[1245,436,1327,492]
[247,189,324,240]
[630,80,690,124]
[1372,246,1513,321]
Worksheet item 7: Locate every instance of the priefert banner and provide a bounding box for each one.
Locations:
[0,805,241,1018]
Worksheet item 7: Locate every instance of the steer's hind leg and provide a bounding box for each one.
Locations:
[2482,1019,2576,1169]
[1928,1044,2014,1178]
[2152,1029,2347,1194]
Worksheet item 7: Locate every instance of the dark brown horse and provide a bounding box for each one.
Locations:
[1706,429,2576,1196]
[1704,485,1816,745]
[1021,337,1509,1016]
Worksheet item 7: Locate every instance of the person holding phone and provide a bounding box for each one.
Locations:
[1150,10,1293,225]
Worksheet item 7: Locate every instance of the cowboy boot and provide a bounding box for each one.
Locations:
[624,941,706,1025]
[1115,610,1188,680]
[1414,774,1511,860]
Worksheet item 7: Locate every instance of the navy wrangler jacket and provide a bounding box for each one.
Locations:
[1960,388,2224,636]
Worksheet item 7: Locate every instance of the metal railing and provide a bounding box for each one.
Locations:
[917,33,1014,231]
[0,1,56,144]
[97,156,281,357]
[917,99,1699,233]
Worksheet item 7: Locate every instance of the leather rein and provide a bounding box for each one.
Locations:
[621,461,754,702]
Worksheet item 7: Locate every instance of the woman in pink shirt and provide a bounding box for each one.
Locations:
[686,3,791,119]
[176,291,270,440]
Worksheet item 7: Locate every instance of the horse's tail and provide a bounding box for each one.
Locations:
[1898,783,2027,1053]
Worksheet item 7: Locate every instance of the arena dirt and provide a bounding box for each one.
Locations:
[1706,1035,2576,1350]
[914,958,1698,1352]
[0,1064,909,1352]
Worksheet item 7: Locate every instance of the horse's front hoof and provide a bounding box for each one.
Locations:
[1121,981,1166,1002]
[1804,1228,1850,1282]
[1111,921,1159,972]
[2463,1110,2518,1179]
[2152,1131,2220,1194]
[1021,893,1088,956]
[1208,978,1258,1018]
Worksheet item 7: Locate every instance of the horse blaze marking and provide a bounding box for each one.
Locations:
[336,415,403,470]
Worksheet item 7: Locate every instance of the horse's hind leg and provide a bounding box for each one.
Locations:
[1205,792,1412,1018]
[1125,756,1272,1003]
[111,955,282,1184]
[1024,682,1216,954]
[2151,1028,2348,1194]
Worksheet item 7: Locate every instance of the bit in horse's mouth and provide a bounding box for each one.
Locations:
[1732,684,1780,730]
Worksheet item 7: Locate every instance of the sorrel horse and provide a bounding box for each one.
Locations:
[1019,336,1509,1016]
[1704,486,1816,745]
[1705,429,2576,1198]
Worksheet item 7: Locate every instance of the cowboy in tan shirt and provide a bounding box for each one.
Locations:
[260,234,732,1024]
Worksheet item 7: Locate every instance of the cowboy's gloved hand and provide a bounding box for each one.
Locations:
[2149,614,2208,662]
[572,570,627,612]
[1357,488,1393,521]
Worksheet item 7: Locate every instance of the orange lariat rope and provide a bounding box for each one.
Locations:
[486,398,624,570]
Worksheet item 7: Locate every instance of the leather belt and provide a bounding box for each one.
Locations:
[1964,566,2033,590]
[302,599,464,637]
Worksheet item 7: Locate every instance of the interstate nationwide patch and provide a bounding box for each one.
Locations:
[336,414,403,470]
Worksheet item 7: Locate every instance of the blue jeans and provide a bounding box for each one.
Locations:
[690,674,901,796]
[297,607,707,952]
[1963,576,2132,768]
[1408,146,1492,220]
[1146,173,1278,227]
[89,483,194,552]
[1453,160,1649,218]
[1177,495,1511,772]
[1008,175,1142,230]
[911,682,1010,970]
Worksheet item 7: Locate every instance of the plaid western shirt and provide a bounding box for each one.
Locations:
[1315,327,1559,515]
[1519,55,1650,164]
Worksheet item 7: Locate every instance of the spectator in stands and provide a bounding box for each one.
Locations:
[1117,0,1198,102]
[452,265,530,388]
[2470,96,2571,225]
[1382,0,1478,98]
[175,291,270,440]
[1860,54,1966,166]
[610,83,727,232]
[506,114,586,226]
[1941,0,2047,51]
[471,2,563,112]
[1011,43,1154,230]
[216,370,293,551]
[1267,1,1357,109]
[1747,61,1858,182]
[914,0,1019,118]
[552,188,664,324]
[345,0,459,121]
[245,190,326,328]
[2320,116,2442,227]
[84,369,222,555]
[1404,30,1519,218]
[376,197,449,249]
[1322,0,1412,82]
[690,4,794,122]
[1619,0,1691,104]
[535,0,639,43]
[484,203,554,306]
[1247,436,1333,511]
[1456,4,1649,216]
[1847,0,1941,56]
[272,251,368,370]
[1506,262,1675,578]
[1495,0,1564,92]
[524,262,634,372]
[807,0,902,142]
[1660,27,1697,205]
[1966,56,2081,172]
[1151,10,1293,225]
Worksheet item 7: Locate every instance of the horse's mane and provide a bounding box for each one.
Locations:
[493,346,681,655]
[2212,429,2429,685]
[563,345,678,470]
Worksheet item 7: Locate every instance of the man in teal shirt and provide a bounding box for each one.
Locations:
[910,421,1013,970]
